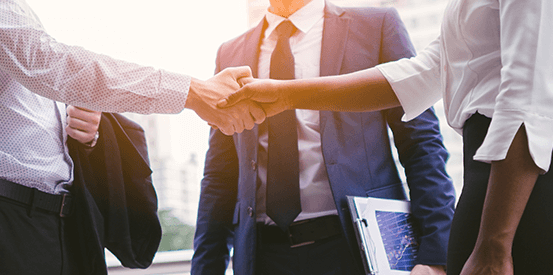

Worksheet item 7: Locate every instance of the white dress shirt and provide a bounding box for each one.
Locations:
[0,0,190,194]
[255,0,338,224]
[377,0,553,172]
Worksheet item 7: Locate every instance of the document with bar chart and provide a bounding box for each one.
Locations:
[347,196,421,275]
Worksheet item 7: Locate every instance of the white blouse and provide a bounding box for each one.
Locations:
[377,0,553,172]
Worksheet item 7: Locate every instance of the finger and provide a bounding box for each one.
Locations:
[72,106,95,112]
[232,66,252,80]
[222,125,237,135]
[66,113,99,130]
[65,126,95,144]
[66,105,78,117]
[242,110,255,131]
[216,98,230,108]
[249,102,266,124]
[217,123,234,136]
[67,105,98,116]
[217,86,251,108]
[66,116,98,133]
[232,116,245,134]
[237,76,255,87]
[244,118,255,131]
[67,107,101,125]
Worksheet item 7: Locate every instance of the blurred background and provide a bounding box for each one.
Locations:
[26,0,461,274]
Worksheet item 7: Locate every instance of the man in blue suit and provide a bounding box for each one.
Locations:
[192,0,456,274]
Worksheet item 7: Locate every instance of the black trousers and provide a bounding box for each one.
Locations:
[255,234,362,275]
[447,113,553,275]
[0,197,81,275]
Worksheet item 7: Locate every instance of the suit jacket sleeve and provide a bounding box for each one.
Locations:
[380,8,456,266]
[191,48,240,275]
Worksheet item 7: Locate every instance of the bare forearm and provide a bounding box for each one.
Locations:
[224,67,401,117]
[460,126,540,275]
[286,68,400,112]
[480,126,539,247]
[470,125,540,262]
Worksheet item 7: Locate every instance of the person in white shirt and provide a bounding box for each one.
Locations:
[219,0,553,274]
[0,0,264,274]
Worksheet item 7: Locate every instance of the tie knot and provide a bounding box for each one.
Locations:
[275,20,297,40]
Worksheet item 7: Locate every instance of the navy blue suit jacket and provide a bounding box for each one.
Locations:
[192,3,456,274]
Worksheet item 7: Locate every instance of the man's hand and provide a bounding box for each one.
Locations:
[411,264,446,275]
[217,77,291,118]
[185,66,266,135]
[66,105,101,145]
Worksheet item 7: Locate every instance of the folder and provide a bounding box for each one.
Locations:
[347,196,421,275]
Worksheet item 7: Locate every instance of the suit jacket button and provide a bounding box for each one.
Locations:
[250,160,257,171]
[247,207,254,217]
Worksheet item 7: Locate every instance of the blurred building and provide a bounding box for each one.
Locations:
[362,0,448,52]
[124,112,204,225]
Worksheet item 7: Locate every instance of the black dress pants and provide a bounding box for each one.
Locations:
[0,197,81,275]
[447,113,553,275]
[255,233,362,275]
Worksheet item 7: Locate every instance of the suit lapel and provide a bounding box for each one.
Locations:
[237,18,267,140]
[319,2,350,134]
[243,18,268,78]
[320,2,349,77]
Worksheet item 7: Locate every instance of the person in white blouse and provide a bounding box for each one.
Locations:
[219,0,553,274]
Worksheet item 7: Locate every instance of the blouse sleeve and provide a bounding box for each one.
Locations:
[473,0,553,172]
[376,37,443,122]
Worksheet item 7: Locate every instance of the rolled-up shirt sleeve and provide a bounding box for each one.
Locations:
[0,0,190,114]
[376,37,443,122]
[473,0,553,172]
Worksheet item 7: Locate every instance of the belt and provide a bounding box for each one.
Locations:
[257,215,342,248]
[0,178,74,217]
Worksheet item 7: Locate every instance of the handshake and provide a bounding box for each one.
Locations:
[186,66,292,135]
[186,65,392,135]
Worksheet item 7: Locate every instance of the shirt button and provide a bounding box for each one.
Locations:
[247,207,254,217]
[250,160,257,171]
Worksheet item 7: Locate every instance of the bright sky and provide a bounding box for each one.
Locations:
[26,0,248,79]
[25,0,252,168]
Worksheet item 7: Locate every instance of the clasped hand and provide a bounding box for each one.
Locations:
[216,77,291,119]
[66,105,101,145]
[186,66,267,135]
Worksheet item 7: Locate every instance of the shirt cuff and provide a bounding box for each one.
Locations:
[155,70,191,114]
[474,109,553,173]
[377,61,441,122]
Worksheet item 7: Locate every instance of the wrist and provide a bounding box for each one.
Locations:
[281,79,300,110]
[185,78,200,110]
[473,235,512,260]
[83,131,100,148]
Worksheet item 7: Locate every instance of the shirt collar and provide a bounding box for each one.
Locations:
[264,0,325,38]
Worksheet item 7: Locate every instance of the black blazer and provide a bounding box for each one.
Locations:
[67,113,161,274]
